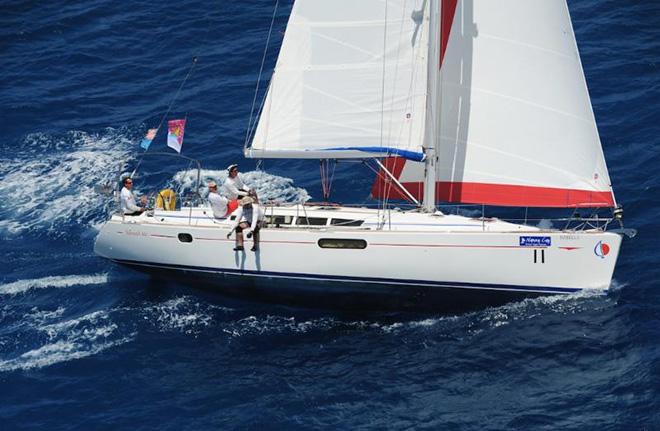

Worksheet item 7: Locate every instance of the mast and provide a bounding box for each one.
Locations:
[422,0,440,212]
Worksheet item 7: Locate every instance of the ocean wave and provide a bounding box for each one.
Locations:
[173,168,311,203]
[0,127,310,238]
[23,307,67,325]
[0,128,136,237]
[142,296,226,334]
[0,336,133,373]
[369,290,611,335]
[0,308,135,372]
[0,273,107,295]
[213,288,611,339]
[221,315,333,337]
[609,279,627,292]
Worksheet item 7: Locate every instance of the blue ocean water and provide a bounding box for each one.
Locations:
[1,0,659,429]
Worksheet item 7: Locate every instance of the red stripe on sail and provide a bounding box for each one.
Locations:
[440,0,459,67]
[370,157,413,201]
[373,177,615,208]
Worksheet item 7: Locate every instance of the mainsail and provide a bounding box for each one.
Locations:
[246,0,429,161]
[374,0,616,208]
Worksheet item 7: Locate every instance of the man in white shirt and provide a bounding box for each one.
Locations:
[222,163,250,200]
[207,181,228,219]
[120,177,145,216]
[227,196,264,252]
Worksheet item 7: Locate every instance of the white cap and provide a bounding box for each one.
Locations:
[227,163,238,172]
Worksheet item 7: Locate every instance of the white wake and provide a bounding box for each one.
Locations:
[0,273,108,295]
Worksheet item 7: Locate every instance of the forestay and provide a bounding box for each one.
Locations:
[373,0,616,208]
[246,0,429,162]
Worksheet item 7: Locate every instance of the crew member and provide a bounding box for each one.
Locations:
[227,196,264,252]
[207,181,229,219]
[222,163,250,200]
[120,177,145,216]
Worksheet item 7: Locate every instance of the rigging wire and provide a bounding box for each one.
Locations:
[244,0,280,150]
[378,0,389,151]
[319,159,337,201]
[131,57,199,178]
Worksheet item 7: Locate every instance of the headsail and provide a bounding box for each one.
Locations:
[246,0,429,161]
[373,0,616,208]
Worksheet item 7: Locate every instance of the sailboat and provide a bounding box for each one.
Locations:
[95,0,630,311]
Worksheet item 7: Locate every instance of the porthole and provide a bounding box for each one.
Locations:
[318,238,367,249]
[178,233,193,243]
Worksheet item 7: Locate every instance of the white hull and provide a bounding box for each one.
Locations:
[94,205,621,310]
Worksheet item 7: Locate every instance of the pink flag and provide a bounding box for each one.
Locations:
[167,119,186,153]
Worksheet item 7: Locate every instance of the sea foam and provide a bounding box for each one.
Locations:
[0,273,108,295]
[0,308,135,372]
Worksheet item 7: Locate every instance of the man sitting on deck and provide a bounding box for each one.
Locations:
[207,181,229,219]
[227,196,264,252]
[120,177,145,216]
[222,163,250,200]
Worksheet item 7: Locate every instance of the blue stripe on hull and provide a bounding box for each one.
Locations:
[112,258,585,295]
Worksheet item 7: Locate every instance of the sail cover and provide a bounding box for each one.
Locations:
[372,0,616,208]
[246,0,429,161]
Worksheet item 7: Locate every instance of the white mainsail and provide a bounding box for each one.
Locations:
[374,0,616,208]
[246,0,429,161]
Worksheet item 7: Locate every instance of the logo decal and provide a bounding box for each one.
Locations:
[594,241,610,258]
[519,236,551,247]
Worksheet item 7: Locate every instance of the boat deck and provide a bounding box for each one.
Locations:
[112,203,542,233]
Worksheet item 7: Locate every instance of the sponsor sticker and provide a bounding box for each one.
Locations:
[519,236,551,247]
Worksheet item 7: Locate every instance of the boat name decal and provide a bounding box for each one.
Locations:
[125,229,148,237]
[519,236,551,247]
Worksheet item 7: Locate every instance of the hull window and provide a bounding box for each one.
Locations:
[330,218,364,227]
[178,233,193,243]
[318,238,367,249]
[297,217,328,226]
[266,215,293,227]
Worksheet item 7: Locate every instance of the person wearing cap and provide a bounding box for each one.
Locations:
[222,163,251,200]
[227,195,265,252]
[120,177,145,216]
[207,181,229,219]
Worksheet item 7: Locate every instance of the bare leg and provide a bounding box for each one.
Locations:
[251,229,259,251]
[235,222,248,250]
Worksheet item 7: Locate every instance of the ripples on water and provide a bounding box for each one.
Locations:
[1,0,659,429]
